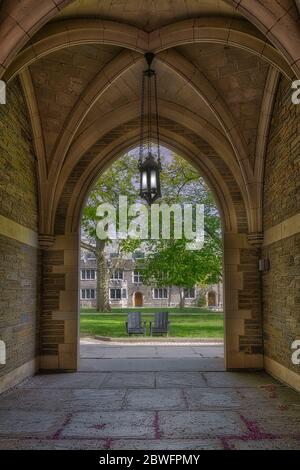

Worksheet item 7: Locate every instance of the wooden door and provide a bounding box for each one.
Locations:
[134,292,143,307]
[208,291,216,307]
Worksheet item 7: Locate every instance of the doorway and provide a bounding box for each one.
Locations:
[208,291,217,307]
[134,292,143,307]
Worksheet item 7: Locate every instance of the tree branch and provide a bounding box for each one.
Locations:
[81,241,97,255]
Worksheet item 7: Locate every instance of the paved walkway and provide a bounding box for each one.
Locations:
[0,341,300,450]
[79,339,225,372]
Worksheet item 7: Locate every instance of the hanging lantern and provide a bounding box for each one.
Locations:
[139,52,162,205]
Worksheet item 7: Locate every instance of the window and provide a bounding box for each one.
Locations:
[81,269,96,280]
[133,270,143,284]
[133,251,144,260]
[122,288,127,299]
[81,289,96,300]
[153,288,168,299]
[184,288,196,299]
[110,288,122,300]
[110,270,123,280]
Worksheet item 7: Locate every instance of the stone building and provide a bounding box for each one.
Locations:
[80,251,223,309]
[0,0,299,398]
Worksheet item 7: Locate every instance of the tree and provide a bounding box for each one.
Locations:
[138,155,222,308]
[81,153,140,311]
[140,237,222,309]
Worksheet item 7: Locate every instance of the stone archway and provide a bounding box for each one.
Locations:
[41,124,263,372]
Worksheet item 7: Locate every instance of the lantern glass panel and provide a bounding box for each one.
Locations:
[150,170,157,189]
[142,171,148,190]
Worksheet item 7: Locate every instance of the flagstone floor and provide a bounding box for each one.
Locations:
[0,341,300,450]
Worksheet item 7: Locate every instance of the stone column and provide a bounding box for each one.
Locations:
[224,232,264,370]
[39,233,79,371]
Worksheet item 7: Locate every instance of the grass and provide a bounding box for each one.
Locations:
[80,307,224,338]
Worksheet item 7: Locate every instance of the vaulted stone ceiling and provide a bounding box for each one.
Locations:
[55,0,243,30]
[176,44,269,164]
[3,0,298,236]
[29,44,122,162]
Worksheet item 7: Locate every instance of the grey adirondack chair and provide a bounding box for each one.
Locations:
[125,312,146,336]
[150,312,170,336]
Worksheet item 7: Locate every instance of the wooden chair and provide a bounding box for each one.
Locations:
[125,312,146,336]
[150,312,170,336]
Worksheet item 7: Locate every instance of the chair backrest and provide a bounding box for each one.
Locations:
[155,311,168,328]
[128,311,142,329]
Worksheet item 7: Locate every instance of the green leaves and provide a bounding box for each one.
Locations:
[140,154,222,289]
[141,237,222,289]
[81,152,141,247]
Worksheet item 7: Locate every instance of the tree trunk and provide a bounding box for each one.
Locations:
[168,287,172,307]
[179,287,185,310]
[96,239,111,312]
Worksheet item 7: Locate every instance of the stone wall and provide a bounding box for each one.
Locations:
[264,80,300,230]
[0,236,39,376]
[0,79,38,231]
[262,77,300,387]
[0,78,39,388]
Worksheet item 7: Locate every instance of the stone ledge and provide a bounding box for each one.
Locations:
[264,213,300,246]
[0,215,38,248]
[264,356,300,392]
[0,358,38,395]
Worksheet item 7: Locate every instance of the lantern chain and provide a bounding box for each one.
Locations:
[147,64,152,155]
[139,71,146,167]
[154,72,161,168]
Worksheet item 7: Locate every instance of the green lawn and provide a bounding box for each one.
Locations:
[80,307,224,338]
